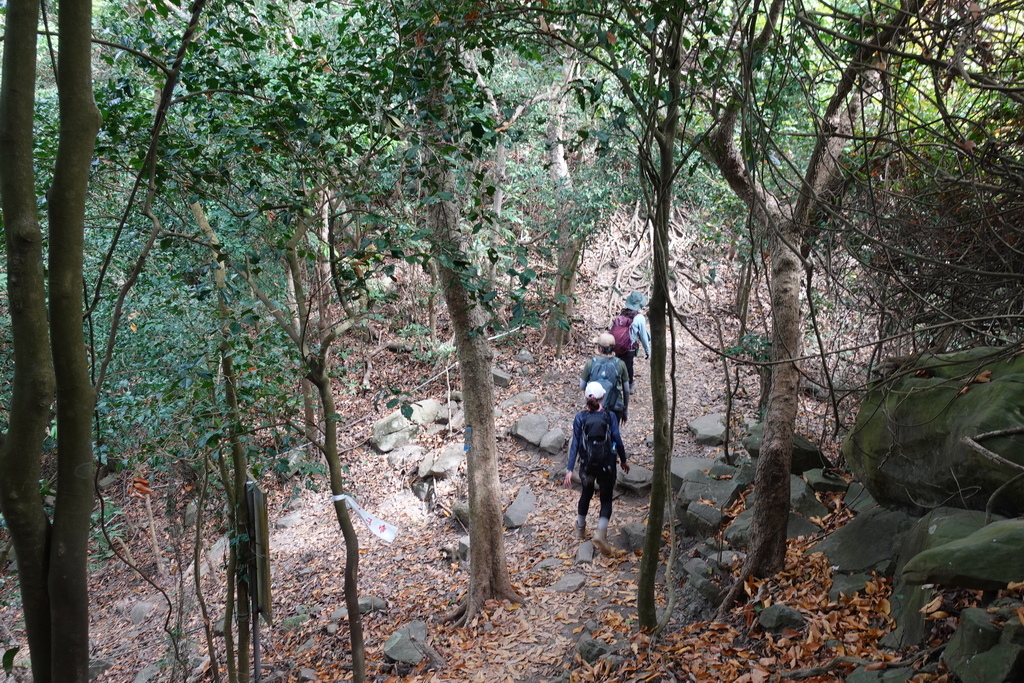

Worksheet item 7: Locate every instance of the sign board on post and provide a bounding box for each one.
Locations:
[245,481,273,624]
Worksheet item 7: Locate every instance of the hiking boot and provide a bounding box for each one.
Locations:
[593,527,611,556]
[574,522,587,540]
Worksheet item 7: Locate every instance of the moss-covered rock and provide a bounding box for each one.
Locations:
[843,348,1024,514]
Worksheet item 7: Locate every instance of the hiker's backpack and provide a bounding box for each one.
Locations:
[609,312,637,355]
[588,355,622,412]
[579,410,615,475]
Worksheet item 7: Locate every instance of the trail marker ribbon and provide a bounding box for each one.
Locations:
[332,494,398,543]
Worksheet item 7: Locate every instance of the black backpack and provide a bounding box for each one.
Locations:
[588,356,622,412]
[579,410,615,475]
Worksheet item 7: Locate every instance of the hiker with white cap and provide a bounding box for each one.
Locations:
[608,291,651,387]
[579,332,631,425]
[564,381,630,554]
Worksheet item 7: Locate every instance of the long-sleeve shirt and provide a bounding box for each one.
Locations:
[566,408,627,472]
[631,312,652,357]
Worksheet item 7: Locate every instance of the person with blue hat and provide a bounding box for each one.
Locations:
[608,292,651,387]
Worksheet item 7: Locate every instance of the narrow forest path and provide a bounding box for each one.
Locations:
[252,267,743,682]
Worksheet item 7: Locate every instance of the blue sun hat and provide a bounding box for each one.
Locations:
[625,292,648,310]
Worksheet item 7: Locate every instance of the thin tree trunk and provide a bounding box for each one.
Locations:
[0,1,57,677]
[637,20,682,630]
[541,63,580,350]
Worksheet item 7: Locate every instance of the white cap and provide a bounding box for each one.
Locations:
[584,382,606,400]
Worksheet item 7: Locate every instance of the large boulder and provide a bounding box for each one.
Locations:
[902,518,1024,591]
[843,348,1024,515]
[884,507,994,649]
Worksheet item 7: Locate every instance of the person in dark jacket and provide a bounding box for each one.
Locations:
[579,332,631,426]
[563,382,629,555]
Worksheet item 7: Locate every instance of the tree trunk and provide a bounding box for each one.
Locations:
[0,0,100,678]
[421,46,519,625]
[194,205,252,682]
[541,65,580,351]
[637,20,682,631]
[307,362,366,682]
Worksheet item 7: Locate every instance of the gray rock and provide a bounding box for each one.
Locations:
[810,507,913,576]
[371,411,411,442]
[130,601,157,625]
[734,459,757,487]
[408,399,442,425]
[536,558,562,570]
[410,480,432,501]
[843,481,878,514]
[511,414,549,446]
[516,349,535,364]
[492,367,513,387]
[758,604,805,632]
[372,425,419,453]
[358,596,387,613]
[383,620,429,664]
[845,666,920,682]
[943,607,1024,683]
[435,401,460,425]
[576,542,594,564]
[685,502,725,537]
[743,423,829,474]
[618,463,654,494]
[388,444,425,470]
[725,510,820,549]
[274,512,303,529]
[804,468,849,494]
[500,391,537,408]
[670,457,713,491]
[830,573,871,601]
[676,470,743,516]
[539,428,567,455]
[708,462,738,479]
[902,518,1024,591]
[844,348,1024,515]
[504,487,536,529]
[183,501,198,528]
[553,573,586,593]
[298,668,319,682]
[451,501,469,526]
[885,507,992,649]
[621,522,646,552]
[694,543,745,569]
[422,444,465,478]
[133,664,161,683]
[688,413,727,446]
[458,535,470,561]
[789,474,830,519]
[577,636,612,663]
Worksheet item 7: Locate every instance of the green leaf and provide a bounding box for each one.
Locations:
[4,648,19,675]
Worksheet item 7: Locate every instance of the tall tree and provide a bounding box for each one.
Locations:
[694,0,924,592]
[0,0,101,679]
[407,3,521,624]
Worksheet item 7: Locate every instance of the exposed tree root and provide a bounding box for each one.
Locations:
[443,588,524,627]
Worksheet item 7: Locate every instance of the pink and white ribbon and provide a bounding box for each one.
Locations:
[333,494,398,543]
